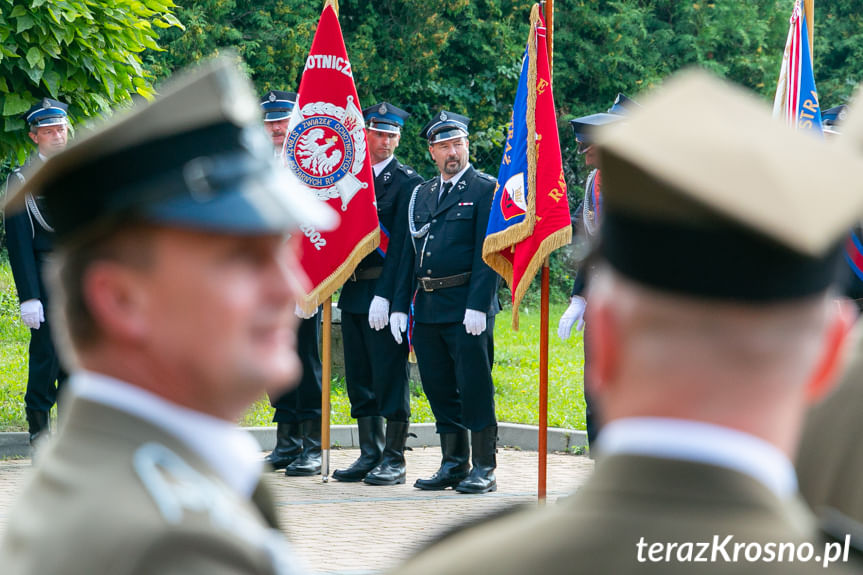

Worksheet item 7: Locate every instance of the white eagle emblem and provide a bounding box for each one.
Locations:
[296,128,343,176]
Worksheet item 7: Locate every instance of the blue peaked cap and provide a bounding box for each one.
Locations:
[260,90,296,122]
[363,102,409,133]
[24,98,68,128]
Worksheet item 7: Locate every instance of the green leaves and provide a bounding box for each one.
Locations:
[0,0,181,162]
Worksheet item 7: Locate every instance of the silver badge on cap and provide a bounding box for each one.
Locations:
[379,103,388,115]
[440,111,448,121]
[268,92,277,102]
[42,98,51,109]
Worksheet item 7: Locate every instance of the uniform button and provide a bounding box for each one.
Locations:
[429,235,435,239]
[432,219,437,223]
[426,252,431,256]
[426,269,432,274]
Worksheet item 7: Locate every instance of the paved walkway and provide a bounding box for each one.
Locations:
[0,447,594,574]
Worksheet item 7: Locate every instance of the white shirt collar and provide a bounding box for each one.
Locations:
[439,163,471,194]
[372,156,394,177]
[38,152,48,162]
[597,417,798,499]
[69,371,264,498]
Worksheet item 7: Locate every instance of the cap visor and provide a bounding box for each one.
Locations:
[142,169,339,234]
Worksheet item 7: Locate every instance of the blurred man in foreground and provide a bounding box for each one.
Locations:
[390,70,863,574]
[0,58,335,575]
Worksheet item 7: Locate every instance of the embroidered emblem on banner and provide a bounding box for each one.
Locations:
[285,97,368,211]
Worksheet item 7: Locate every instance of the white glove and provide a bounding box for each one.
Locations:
[557,295,586,340]
[20,299,44,330]
[390,312,408,344]
[368,296,390,331]
[463,309,487,336]
[294,304,316,320]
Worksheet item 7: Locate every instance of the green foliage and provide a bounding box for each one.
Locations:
[0,0,182,165]
[0,262,28,431]
[814,2,863,107]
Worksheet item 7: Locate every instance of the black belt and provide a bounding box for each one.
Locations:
[349,266,383,281]
[418,272,471,292]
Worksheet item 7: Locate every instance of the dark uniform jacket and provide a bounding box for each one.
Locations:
[338,157,422,314]
[392,454,859,575]
[393,166,500,324]
[4,156,53,304]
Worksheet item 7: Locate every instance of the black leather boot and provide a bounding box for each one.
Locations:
[364,420,413,485]
[285,418,322,476]
[332,416,384,482]
[414,429,469,490]
[456,425,498,494]
[264,422,302,470]
[25,408,50,445]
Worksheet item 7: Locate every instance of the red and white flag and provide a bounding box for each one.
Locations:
[284,0,378,312]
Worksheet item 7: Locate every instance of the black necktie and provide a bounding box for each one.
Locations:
[438,181,453,208]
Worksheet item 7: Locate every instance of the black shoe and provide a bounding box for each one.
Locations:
[414,430,469,490]
[25,408,50,445]
[456,425,498,494]
[364,420,414,486]
[333,416,384,482]
[264,422,302,470]
[285,418,322,476]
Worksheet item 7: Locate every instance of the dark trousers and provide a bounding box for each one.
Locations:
[24,316,67,412]
[270,311,322,423]
[341,311,410,422]
[583,325,599,445]
[412,319,496,433]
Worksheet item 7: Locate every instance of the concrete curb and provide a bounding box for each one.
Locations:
[1,423,587,459]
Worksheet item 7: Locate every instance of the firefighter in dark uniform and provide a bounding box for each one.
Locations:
[333,103,423,485]
[390,111,500,494]
[259,90,324,476]
[4,98,70,446]
[558,94,634,448]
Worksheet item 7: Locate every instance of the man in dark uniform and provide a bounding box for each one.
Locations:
[4,98,70,445]
[390,111,500,494]
[558,94,634,448]
[259,90,324,476]
[333,102,423,485]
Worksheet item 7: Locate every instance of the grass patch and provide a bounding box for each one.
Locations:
[1,260,585,431]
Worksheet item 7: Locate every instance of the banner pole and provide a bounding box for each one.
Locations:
[804,0,814,61]
[545,0,554,86]
[321,297,332,483]
[539,257,550,502]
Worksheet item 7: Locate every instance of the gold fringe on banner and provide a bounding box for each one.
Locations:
[482,3,541,280]
[509,226,571,330]
[324,0,339,17]
[299,228,380,315]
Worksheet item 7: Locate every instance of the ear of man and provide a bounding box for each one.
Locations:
[82,261,152,345]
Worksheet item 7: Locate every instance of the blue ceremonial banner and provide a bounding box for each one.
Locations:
[483,6,571,328]
[486,47,531,235]
[773,1,822,134]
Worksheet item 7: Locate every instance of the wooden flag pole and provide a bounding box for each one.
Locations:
[804,0,814,61]
[539,258,550,502]
[545,0,554,86]
[537,0,553,503]
[321,297,332,482]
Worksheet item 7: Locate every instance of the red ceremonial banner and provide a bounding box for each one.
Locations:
[284,1,378,312]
